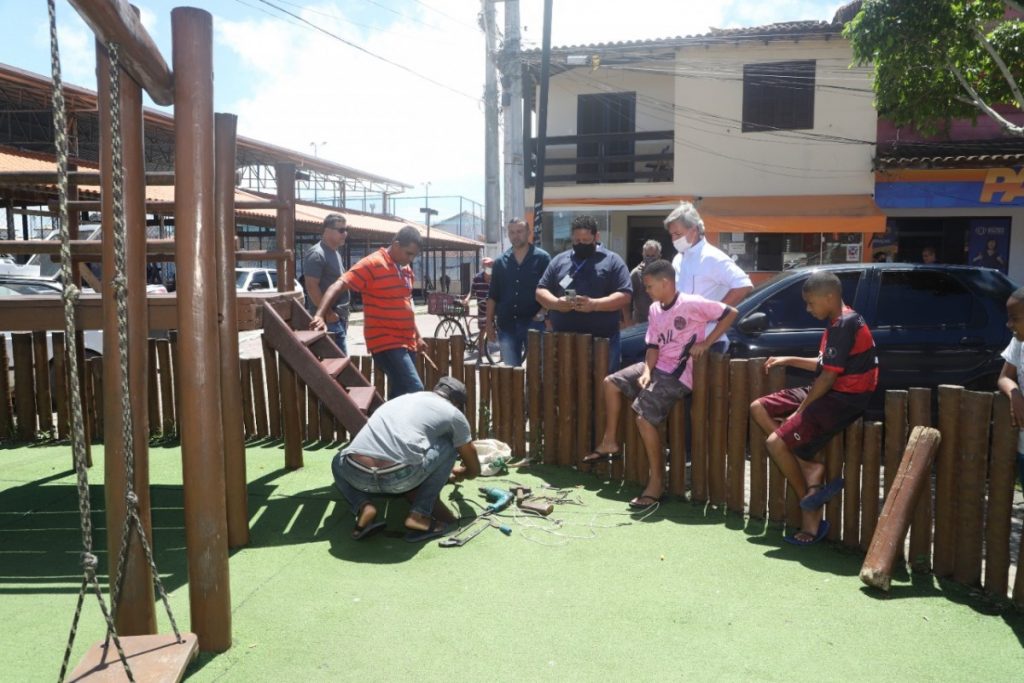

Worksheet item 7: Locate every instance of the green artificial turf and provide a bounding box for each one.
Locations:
[1,440,1022,682]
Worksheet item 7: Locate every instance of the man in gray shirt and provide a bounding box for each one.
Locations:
[332,377,480,542]
[303,213,351,354]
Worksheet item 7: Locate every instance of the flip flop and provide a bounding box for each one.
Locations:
[351,520,386,541]
[581,451,623,468]
[800,477,845,511]
[783,519,830,546]
[403,519,452,544]
[628,494,663,510]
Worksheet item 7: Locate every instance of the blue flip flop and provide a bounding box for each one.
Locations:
[784,519,830,546]
[800,477,845,511]
[404,519,452,544]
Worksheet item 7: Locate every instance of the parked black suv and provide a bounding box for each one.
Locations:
[728,264,1017,412]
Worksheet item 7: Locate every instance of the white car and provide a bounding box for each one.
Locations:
[236,267,303,293]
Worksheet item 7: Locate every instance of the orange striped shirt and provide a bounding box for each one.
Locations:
[342,247,417,353]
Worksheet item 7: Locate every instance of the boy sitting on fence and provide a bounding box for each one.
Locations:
[749,271,878,546]
[584,259,738,510]
[996,286,1024,494]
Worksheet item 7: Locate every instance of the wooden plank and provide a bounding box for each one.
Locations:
[156,339,175,436]
[766,364,787,523]
[690,352,709,503]
[542,332,557,464]
[147,338,160,438]
[907,387,933,573]
[12,333,35,440]
[707,352,729,506]
[252,357,269,438]
[279,360,303,469]
[824,434,843,542]
[306,383,321,443]
[625,397,641,484]
[512,368,526,460]
[240,359,256,439]
[31,331,53,434]
[478,365,492,439]
[747,358,767,519]
[882,390,908,561]
[575,334,592,469]
[0,333,12,439]
[318,400,334,444]
[933,385,962,578]
[985,393,1015,598]
[52,332,69,439]
[263,341,281,439]
[592,337,608,473]
[668,399,686,497]
[726,358,748,514]
[860,421,883,552]
[89,356,104,442]
[557,333,575,468]
[843,419,863,549]
[953,391,993,587]
[527,330,542,461]
[66,631,198,683]
[860,426,942,591]
[463,359,477,440]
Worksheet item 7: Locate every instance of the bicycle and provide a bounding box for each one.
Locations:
[428,293,497,364]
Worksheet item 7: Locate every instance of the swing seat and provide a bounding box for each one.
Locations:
[68,632,198,683]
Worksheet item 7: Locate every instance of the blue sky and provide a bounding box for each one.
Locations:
[0,0,848,220]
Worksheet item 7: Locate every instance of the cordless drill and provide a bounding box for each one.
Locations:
[480,487,513,514]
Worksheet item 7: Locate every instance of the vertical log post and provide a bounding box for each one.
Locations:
[252,359,269,439]
[542,332,557,464]
[373,355,387,399]
[593,337,609,474]
[0,334,15,440]
[89,357,104,441]
[707,353,729,507]
[31,332,53,434]
[824,435,843,541]
[953,390,993,587]
[463,357,477,439]
[157,338,175,435]
[478,365,492,439]
[860,421,883,552]
[575,334,592,469]
[668,399,686,497]
[240,361,255,438]
[985,393,1015,597]
[726,358,748,514]
[557,333,574,467]
[842,419,863,549]
[883,390,908,561]
[933,384,962,578]
[53,332,70,439]
[624,400,641,484]
[690,352,709,504]
[11,333,33,440]
[172,7,231,651]
[747,358,767,519]
[512,368,526,460]
[766,364,787,523]
[98,40,155,635]
[907,387,932,572]
[497,366,511,446]
[527,330,542,460]
[146,338,160,437]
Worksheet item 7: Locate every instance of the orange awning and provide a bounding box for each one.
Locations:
[698,194,886,234]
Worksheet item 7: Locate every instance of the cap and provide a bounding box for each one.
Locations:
[433,376,467,410]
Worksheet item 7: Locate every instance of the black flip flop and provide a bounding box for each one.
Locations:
[628,494,663,510]
[404,519,452,543]
[352,520,386,541]
[581,451,623,468]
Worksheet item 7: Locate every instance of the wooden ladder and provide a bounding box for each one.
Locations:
[261,301,382,435]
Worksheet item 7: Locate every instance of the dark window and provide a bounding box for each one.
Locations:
[875,270,983,329]
[742,60,815,132]
[757,271,861,329]
[576,92,636,183]
[249,271,270,290]
[269,271,279,288]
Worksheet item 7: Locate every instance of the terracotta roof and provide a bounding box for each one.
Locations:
[875,139,1024,169]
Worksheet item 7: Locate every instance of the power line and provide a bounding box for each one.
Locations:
[254,0,481,101]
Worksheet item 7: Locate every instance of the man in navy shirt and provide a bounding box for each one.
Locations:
[485,218,551,366]
[536,215,632,371]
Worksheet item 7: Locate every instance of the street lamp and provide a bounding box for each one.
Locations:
[309,141,326,157]
[419,182,438,301]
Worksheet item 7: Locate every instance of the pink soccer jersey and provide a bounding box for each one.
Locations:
[645,293,728,389]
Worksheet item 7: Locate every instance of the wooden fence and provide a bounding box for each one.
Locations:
[2,329,1021,605]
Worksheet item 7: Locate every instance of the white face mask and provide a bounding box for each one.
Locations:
[484,267,492,276]
[673,235,692,254]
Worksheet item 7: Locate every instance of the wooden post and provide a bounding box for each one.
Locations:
[726,358,748,514]
[575,334,592,468]
[592,337,608,466]
[252,359,269,439]
[860,421,883,552]
[882,390,908,561]
[497,366,511,446]
[985,393,1015,597]
[842,419,863,548]
[624,400,641,484]
[953,390,993,587]
[557,333,575,467]
[436,338,451,380]
[668,399,686,497]
[512,368,526,460]
[13,334,36,440]
[933,384,962,578]
[478,365,492,439]
[279,360,303,466]
[824,434,843,541]
[31,332,53,434]
[463,359,477,439]
[53,332,70,439]
[527,330,542,460]
[907,387,932,572]
[240,360,256,438]
[173,6,231,650]
[690,352,709,503]
[542,332,557,464]
[89,356,104,441]
[157,339,175,435]
[424,338,439,390]
[0,334,14,440]
[306,384,320,443]
[274,160,296,292]
[860,426,942,591]
[707,352,729,507]
[766,364,786,523]
[147,338,160,437]
[747,358,767,519]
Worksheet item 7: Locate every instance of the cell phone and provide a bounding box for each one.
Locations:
[565,288,576,300]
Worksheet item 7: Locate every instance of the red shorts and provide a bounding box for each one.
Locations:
[758,386,870,460]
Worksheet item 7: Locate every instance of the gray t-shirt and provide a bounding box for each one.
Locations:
[303,240,350,315]
[341,392,472,466]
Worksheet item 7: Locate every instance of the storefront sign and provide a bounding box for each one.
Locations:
[876,168,1024,208]
[967,219,1010,273]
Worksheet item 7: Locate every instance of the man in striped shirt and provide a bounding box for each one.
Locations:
[312,225,426,399]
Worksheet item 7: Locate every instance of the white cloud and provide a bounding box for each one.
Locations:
[32,6,95,89]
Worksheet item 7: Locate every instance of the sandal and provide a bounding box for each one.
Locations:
[800,477,844,511]
[581,451,622,468]
[628,494,663,510]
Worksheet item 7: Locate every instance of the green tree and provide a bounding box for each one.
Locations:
[845,0,1024,135]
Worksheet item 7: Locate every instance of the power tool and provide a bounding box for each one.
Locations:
[480,486,513,514]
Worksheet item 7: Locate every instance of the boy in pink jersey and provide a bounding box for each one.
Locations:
[583,260,738,509]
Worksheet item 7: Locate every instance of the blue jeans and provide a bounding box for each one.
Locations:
[373,348,424,400]
[331,444,458,518]
[497,318,545,367]
[606,330,622,374]
[326,319,348,356]
[1018,452,1024,492]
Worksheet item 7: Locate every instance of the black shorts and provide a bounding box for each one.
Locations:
[607,362,690,425]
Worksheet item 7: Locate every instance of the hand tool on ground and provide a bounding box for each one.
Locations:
[438,487,514,548]
[512,486,554,516]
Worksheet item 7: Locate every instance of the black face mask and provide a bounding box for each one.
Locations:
[572,242,596,260]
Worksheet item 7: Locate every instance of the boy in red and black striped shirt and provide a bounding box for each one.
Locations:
[750,271,878,546]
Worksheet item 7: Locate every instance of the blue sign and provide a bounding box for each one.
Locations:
[967,219,1010,273]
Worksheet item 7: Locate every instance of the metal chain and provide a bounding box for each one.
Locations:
[104,41,183,643]
[50,1,134,680]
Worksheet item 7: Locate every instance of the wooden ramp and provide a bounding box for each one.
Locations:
[68,633,198,682]
[261,301,382,435]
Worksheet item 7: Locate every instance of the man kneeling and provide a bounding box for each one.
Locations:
[584,260,737,509]
[749,271,878,546]
[331,377,480,542]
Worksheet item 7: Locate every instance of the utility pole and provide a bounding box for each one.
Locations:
[501,0,525,232]
[535,0,554,252]
[419,182,437,302]
[482,0,501,255]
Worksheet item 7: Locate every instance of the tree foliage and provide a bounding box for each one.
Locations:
[845,0,1024,135]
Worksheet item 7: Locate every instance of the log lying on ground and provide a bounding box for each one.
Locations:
[860,426,941,591]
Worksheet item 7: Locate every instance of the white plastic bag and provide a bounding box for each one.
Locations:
[473,438,511,476]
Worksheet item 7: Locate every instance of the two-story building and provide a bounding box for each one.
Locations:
[522,7,884,283]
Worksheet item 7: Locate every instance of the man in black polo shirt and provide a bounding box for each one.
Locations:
[485,217,551,366]
[536,215,632,371]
